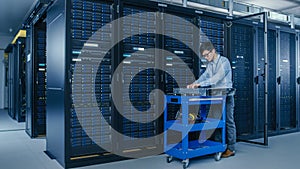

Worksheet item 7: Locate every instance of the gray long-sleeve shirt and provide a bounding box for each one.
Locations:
[194,54,233,88]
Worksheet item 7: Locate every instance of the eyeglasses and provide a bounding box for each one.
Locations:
[202,50,212,58]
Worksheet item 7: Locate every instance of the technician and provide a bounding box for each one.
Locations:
[187,42,236,158]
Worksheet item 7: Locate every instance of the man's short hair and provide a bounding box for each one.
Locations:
[200,42,215,55]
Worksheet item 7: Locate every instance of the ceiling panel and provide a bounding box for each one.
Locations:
[236,0,297,9]
[236,0,300,17]
[281,6,300,17]
[0,0,37,36]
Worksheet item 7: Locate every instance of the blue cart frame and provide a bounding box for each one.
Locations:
[164,95,227,168]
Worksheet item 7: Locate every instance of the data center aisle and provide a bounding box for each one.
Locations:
[0,109,25,131]
[1,108,300,169]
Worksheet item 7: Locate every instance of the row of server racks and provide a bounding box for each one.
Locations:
[230,20,300,139]
[45,0,229,167]
[4,1,49,136]
[16,0,298,168]
[5,38,26,122]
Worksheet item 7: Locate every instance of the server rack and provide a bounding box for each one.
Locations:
[234,21,299,139]
[229,22,255,138]
[161,5,198,95]
[276,29,297,132]
[25,18,47,138]
[7,38,26,122]
[161,6,227,145]
[6,44,14,119]
[160,4,199,145]
[256,27,277,134]
[117,1,163,155]
[46,0,125,168]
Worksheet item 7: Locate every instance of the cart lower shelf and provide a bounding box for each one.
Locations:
[165,140,226,168]
[165,140,225,159]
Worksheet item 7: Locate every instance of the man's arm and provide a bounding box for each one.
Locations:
[187,64,210,88]
[198,58,231,87]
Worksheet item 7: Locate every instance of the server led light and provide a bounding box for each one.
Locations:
[84,43,99,47]
[123,54,132,57]
[72,50,82,54]
[72,58,82,62]
[123,61,132,64]
[174,50,184,54]
[166,57,173,60]
[133,47,145,51]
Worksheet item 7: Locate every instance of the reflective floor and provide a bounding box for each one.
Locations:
[1,109,300,169]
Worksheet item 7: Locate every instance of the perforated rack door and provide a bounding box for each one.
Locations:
[230,23,254,138]
[256,28,277,133]
[278,31,297,131]
[70,0,114,155]
[119,2,159,151]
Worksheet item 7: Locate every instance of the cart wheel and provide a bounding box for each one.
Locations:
[166,156,173,163]
[182,159,189,169]
[214,152,222,161]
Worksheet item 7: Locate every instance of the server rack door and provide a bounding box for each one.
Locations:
[68,0,123,166]
[34,21,47,137]
[15,38,26,122]
[162,7,198,93]
[160,4,201,148]
[256,28,277,134]
[8,48,15,119]
[26,20,47,138]
[117,1,162,156]
[26,26,34,136]
[230,23,255,138]
[278,31,297,131]
[161,6,199,131]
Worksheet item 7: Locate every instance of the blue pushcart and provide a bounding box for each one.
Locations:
[164,95,227,169]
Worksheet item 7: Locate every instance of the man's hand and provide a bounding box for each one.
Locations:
[187,83,200,88]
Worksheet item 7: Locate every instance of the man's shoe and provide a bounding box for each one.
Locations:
[221,149,235,158]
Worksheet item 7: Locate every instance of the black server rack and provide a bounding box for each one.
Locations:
[6,44,15,119]
[161,6,198,129]
[278,31,297,131]
[7,38,26,122]
[230,23,254,138]
[25,19,47,138]
[46,0,123,168]
[117,1,163,155]
[162,6,197,95]
[256,28,277,133]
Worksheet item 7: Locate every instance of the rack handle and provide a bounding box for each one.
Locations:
[277,76,281,85]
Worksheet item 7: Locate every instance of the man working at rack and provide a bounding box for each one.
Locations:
[187,42,236,158]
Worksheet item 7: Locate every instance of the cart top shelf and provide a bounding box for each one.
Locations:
[166,95,226,105]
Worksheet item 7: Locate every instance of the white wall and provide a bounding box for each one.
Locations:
[0,35,13,109]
